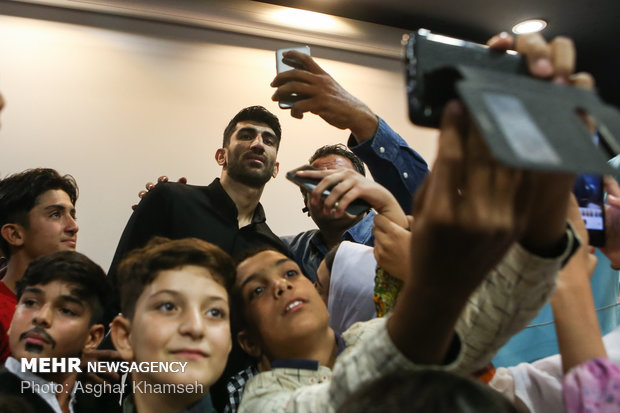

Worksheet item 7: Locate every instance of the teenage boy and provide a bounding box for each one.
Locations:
[0,250,114,413]
[110,237,236,413]
[0,168,79,362]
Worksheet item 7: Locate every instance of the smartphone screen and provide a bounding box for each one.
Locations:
[574,173,605,246]
[275,46,311,109]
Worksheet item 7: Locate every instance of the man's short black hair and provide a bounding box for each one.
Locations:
[0,168,78,258]
[16,251,111,325]
[309,144,366,176]
[222,106,282,148]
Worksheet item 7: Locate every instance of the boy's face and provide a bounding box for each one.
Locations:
[114,265,231,388]
[8,280,102,362]
[236,250,329,359]
[20,189,79,258]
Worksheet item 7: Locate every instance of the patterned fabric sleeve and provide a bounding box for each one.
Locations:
[563,358,620,413]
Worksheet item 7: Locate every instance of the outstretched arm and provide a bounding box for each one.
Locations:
[271,52,429,212]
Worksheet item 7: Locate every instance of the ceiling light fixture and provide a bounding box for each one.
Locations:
[271,9,339,31]
[512,19,547,34]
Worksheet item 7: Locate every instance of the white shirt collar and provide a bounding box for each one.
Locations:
[5,356,77,413]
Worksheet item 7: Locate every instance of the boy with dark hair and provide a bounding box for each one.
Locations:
[0,250,112,413]
[0,168,79,362]
[111,237,236,413]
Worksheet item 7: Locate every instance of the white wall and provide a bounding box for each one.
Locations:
[0,6,438,270]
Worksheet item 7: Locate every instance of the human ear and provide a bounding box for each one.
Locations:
[1,223,25,249]
[215,148,227,167]
[272,162,280,179]
[110,315,134,361]
[84,324,105,350]
[237,330,262,359]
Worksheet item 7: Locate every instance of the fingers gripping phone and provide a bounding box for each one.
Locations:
[276,46,311,109]
[286,165,371,216]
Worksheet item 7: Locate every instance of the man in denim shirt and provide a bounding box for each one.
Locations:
[273,52,429,282]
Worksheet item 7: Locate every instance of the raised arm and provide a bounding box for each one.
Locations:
[271,51,428,212]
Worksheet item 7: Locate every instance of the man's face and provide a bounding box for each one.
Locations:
[20,189,78,260]
[222,121,279,188]
[123,265,231,388]
[306,154,360,230]
[236,250,329,359]
[8,280,98,361]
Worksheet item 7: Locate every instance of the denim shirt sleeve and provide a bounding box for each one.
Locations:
[348,117,429,214]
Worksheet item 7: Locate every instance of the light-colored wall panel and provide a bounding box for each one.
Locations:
[0,6,437,270]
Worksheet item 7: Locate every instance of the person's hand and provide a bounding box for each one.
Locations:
[270,51,378,142]
[551,194,605,373]
[373,215,414,280]
[488,32,595,88]
[387,100,524,364]
[408,100,524,295]
[79,349,123,385]
[487,32,580,253]
[295,168,408,228]
[131,175,187,210]
[557,194,597,286]
[601,175,620,268]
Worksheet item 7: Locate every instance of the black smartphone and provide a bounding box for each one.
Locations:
[404,29,526,128]
[574,173,606,247]
[286,165,371,216]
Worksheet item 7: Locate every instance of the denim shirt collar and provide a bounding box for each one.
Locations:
[309,210,376,256]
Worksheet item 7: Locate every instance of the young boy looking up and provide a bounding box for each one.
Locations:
[110,237,235,413]
[0,250,112,413]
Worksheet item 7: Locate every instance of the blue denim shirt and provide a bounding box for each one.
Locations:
[348,117,429,213]
[282,210,376,283]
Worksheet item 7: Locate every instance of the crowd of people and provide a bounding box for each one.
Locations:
[0,31,619,413]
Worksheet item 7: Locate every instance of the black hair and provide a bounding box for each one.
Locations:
[337,370,518,413]
[230,245,292,342]
[117,237,235,319]
[0,168,78,258]
[222,106,282,149]
[16,251,110,325]
[308,144,366,176]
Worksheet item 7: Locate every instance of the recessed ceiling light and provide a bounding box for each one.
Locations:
[512,19,547,34]
[271,9,338,31]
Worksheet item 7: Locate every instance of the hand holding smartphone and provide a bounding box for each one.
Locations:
[286,165,371,216]
[275,46,311,109]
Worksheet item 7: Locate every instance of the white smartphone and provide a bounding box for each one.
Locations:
[275,45,311,109]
